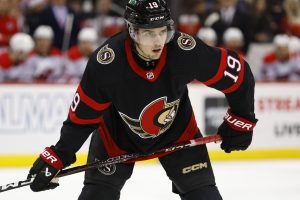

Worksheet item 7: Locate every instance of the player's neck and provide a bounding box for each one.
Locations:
[132,46,158,70]
[135,45,152,61]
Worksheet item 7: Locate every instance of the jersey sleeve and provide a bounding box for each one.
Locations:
[195,39,256,120]
[55,53,112,166]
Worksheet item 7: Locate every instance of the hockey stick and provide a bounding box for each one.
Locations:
[0,134,222,193]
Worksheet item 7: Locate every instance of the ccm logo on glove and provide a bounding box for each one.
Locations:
[40,147,63,170]
[224,110,256,132]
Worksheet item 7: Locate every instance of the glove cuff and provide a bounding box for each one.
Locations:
[40,147,64,170]
[224,109,257,132]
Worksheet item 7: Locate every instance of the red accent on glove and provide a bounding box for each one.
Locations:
[224,109,256,132]
[40,147,64,170]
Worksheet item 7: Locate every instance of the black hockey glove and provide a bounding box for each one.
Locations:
[27,146,65,192]
[218,109,258,153]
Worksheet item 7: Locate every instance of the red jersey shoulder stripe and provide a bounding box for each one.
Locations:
[77,85,112,111]
[221,55,245,94]
[202,48,228,86]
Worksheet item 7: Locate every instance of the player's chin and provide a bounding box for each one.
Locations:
[151,50,163,59]
[150,54,161,60]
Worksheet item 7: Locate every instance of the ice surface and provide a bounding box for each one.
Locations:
[1,160,300,200]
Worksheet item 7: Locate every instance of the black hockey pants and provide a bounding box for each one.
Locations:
[78,132,222,200]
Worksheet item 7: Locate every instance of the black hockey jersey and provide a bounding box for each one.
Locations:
[55,31,256,165]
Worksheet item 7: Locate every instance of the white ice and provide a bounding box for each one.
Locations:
[1,160,300,200]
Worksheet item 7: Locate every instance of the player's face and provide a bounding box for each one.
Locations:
[275,46,289,61]
[136,26,168,60]
[79,41,97,57]
[35,38,52,55]
[12,51,30,63]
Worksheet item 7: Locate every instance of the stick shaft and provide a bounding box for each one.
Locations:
[59,134,221,177]
[0,134,221,193]
[0,178,33,193]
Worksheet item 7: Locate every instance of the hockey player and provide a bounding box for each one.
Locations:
[28,0,258,199]
[63,27,98,83]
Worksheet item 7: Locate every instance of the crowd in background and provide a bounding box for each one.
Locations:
[1,0,300,83]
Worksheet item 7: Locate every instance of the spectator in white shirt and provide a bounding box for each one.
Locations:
[63,27,98,83]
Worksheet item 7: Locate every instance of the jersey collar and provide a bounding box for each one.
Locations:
[124,38,167,82]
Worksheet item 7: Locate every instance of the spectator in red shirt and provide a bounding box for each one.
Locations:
[0,0,20,48]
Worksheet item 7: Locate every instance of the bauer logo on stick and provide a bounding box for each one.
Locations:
[97,44,115,65]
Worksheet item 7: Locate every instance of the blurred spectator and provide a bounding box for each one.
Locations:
[21,25,64,82]
[259,34,300,81]
[0,32,34,82]
[63,27,98,83]
[223,27,245,55]
[250,0,274,43]
[178,0,210,35]
[82,0,124,44]
[24,0,49,14]
[289,36,300,54]
[180,0,211,20]
[27,0,49,10]
[10,0,25,32]
[24,0,49,35]
[178,14,201,36]
[290,56,300,80]
[166,0,183,23]
[197,27,217,47]
[32,25,60,56]
[282,0,300,37]
[0,0,21,48]
[96,0,119,16]
[27,0,80,51]
[267,0,286,34]
[68,0,94,24]
[288,36,300,80]
[68,0,83,14]
[204,0,253,52]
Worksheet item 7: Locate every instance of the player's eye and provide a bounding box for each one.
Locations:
[143,31,156,38]
[160,29,167,36]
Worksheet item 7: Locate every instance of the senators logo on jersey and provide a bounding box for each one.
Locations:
[97,44,115,65]
[119,97,180,139]
[177,33,196,51]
